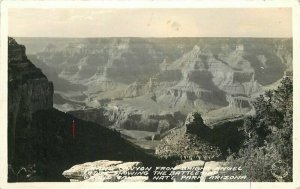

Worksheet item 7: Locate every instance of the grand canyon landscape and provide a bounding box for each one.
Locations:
[8,37,293,182]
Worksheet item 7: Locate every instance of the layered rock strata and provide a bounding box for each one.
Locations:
[8,37,53,163]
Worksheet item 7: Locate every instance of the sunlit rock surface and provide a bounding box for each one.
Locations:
[63,160,149,182]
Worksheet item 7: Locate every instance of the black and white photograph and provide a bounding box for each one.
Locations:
[0,0,299,188]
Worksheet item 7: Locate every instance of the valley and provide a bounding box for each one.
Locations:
[17,37,292,141]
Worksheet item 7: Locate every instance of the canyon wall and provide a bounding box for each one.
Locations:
[8,37,54,163]
[16,37,292,134]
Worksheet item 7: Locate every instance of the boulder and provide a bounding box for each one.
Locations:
[62,160,123,181]
[120,176,149,182]
[62,160,148,182]
[84,171,120,182]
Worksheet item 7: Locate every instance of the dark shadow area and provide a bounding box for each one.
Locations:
[9,108,168,182]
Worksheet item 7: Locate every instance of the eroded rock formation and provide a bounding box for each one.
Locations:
[155,112,222,161]
[8,37,53,163]
[16,38,292,135]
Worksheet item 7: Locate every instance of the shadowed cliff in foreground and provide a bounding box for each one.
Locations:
[8,37,161,182]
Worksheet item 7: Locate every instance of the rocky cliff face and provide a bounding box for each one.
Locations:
[8,38,161,182]
[16,37,292,135]
[8,37,53,163]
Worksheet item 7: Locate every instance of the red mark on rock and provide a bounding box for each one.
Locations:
[72,120,76,139]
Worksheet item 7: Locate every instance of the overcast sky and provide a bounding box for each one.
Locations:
[8,8,292,38]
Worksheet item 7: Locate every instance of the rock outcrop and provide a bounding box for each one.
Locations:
[8,38,160,182]
[155,112,222,161]
[155,112,245,160]
[8,37,53,164]
[62,160,149,182]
